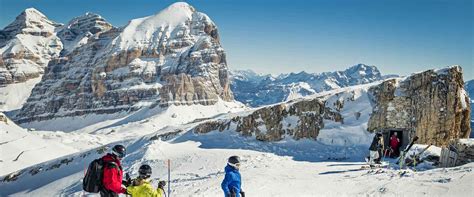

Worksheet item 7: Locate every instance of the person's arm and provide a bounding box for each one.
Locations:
[157,187,165,197]
[126,185,137,196]
[221,173,232,196]
[102,165,126,194]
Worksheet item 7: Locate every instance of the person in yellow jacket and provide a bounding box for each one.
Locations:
[126,164,166,197]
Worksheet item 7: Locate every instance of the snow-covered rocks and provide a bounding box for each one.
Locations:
[450,139,474,166]
[57,12,113,55]
[14,2,233,123]
[0,8,62,84]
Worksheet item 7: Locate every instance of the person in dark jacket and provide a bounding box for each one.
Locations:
[368,133,383,165]
[100,144,127,197]
[221,156,245,197]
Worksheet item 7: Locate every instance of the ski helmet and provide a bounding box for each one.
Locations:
[228,156,240,165]
[138,164,152,178]
[111,144,126,159]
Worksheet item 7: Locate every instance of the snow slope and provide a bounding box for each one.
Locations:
[1,129,473,197]
[2,80,473,196]
[0,113,77,176]
[0,77,41,111]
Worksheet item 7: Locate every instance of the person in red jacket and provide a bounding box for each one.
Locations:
[100,144,127,197]
[389,132,401,158]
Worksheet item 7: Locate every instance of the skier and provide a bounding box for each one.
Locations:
[389,132,401,157]
[221,156,245,197]
[126,164,166,197]
[100,144,127,197]
[368,133,383,165]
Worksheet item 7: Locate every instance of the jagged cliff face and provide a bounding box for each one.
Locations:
[368,66,471,146]
[0,8,62,84]
[15,2,233,123]
[194,98,343,141]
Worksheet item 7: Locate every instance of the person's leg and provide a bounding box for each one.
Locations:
[369,151,376,164]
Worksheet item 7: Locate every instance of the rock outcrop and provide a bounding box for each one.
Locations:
[368,66,471,146]
[15,2,233,123]
[194,98,342,141]
[0,8,62,84]
[450,139,474,166]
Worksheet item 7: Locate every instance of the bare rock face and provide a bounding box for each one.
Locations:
[0,8,62,84]
[194,98,342,141]
[368,66,471,146]
[15,2,233,123]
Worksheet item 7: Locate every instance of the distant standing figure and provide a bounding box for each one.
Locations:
[368,133,383,165]
[221,156,245,197]
[390,132,401,157]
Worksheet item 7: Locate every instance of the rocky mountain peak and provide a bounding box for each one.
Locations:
[1,8,60,42]
[15,2,233,123]
[112,1,214,52]
[57,12,113,54]
[343,63,380,76]
[0,7,62,84]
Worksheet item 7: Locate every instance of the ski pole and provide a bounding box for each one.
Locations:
[168,159,171,197]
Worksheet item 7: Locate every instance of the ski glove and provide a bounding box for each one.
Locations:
[240,191,245,197]
[122,173,132,187]
[158,181,166,189]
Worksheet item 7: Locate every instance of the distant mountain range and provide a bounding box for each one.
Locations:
[230,64,397,107]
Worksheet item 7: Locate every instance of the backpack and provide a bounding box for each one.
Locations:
[83,158,106,193]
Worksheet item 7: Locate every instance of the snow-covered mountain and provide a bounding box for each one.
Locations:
[0,9,114,112]
[14,2,234,124]
[0,8,62,84]
[466,80,474,100]
[230,64,392,107]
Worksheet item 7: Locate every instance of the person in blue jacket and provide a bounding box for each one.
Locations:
[221,156,245,197]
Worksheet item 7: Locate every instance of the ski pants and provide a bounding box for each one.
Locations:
[369,150,379,164]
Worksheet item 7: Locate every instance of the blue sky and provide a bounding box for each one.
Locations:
[0,0,472,79]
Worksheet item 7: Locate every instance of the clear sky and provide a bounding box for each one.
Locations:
[1,0,472,80]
